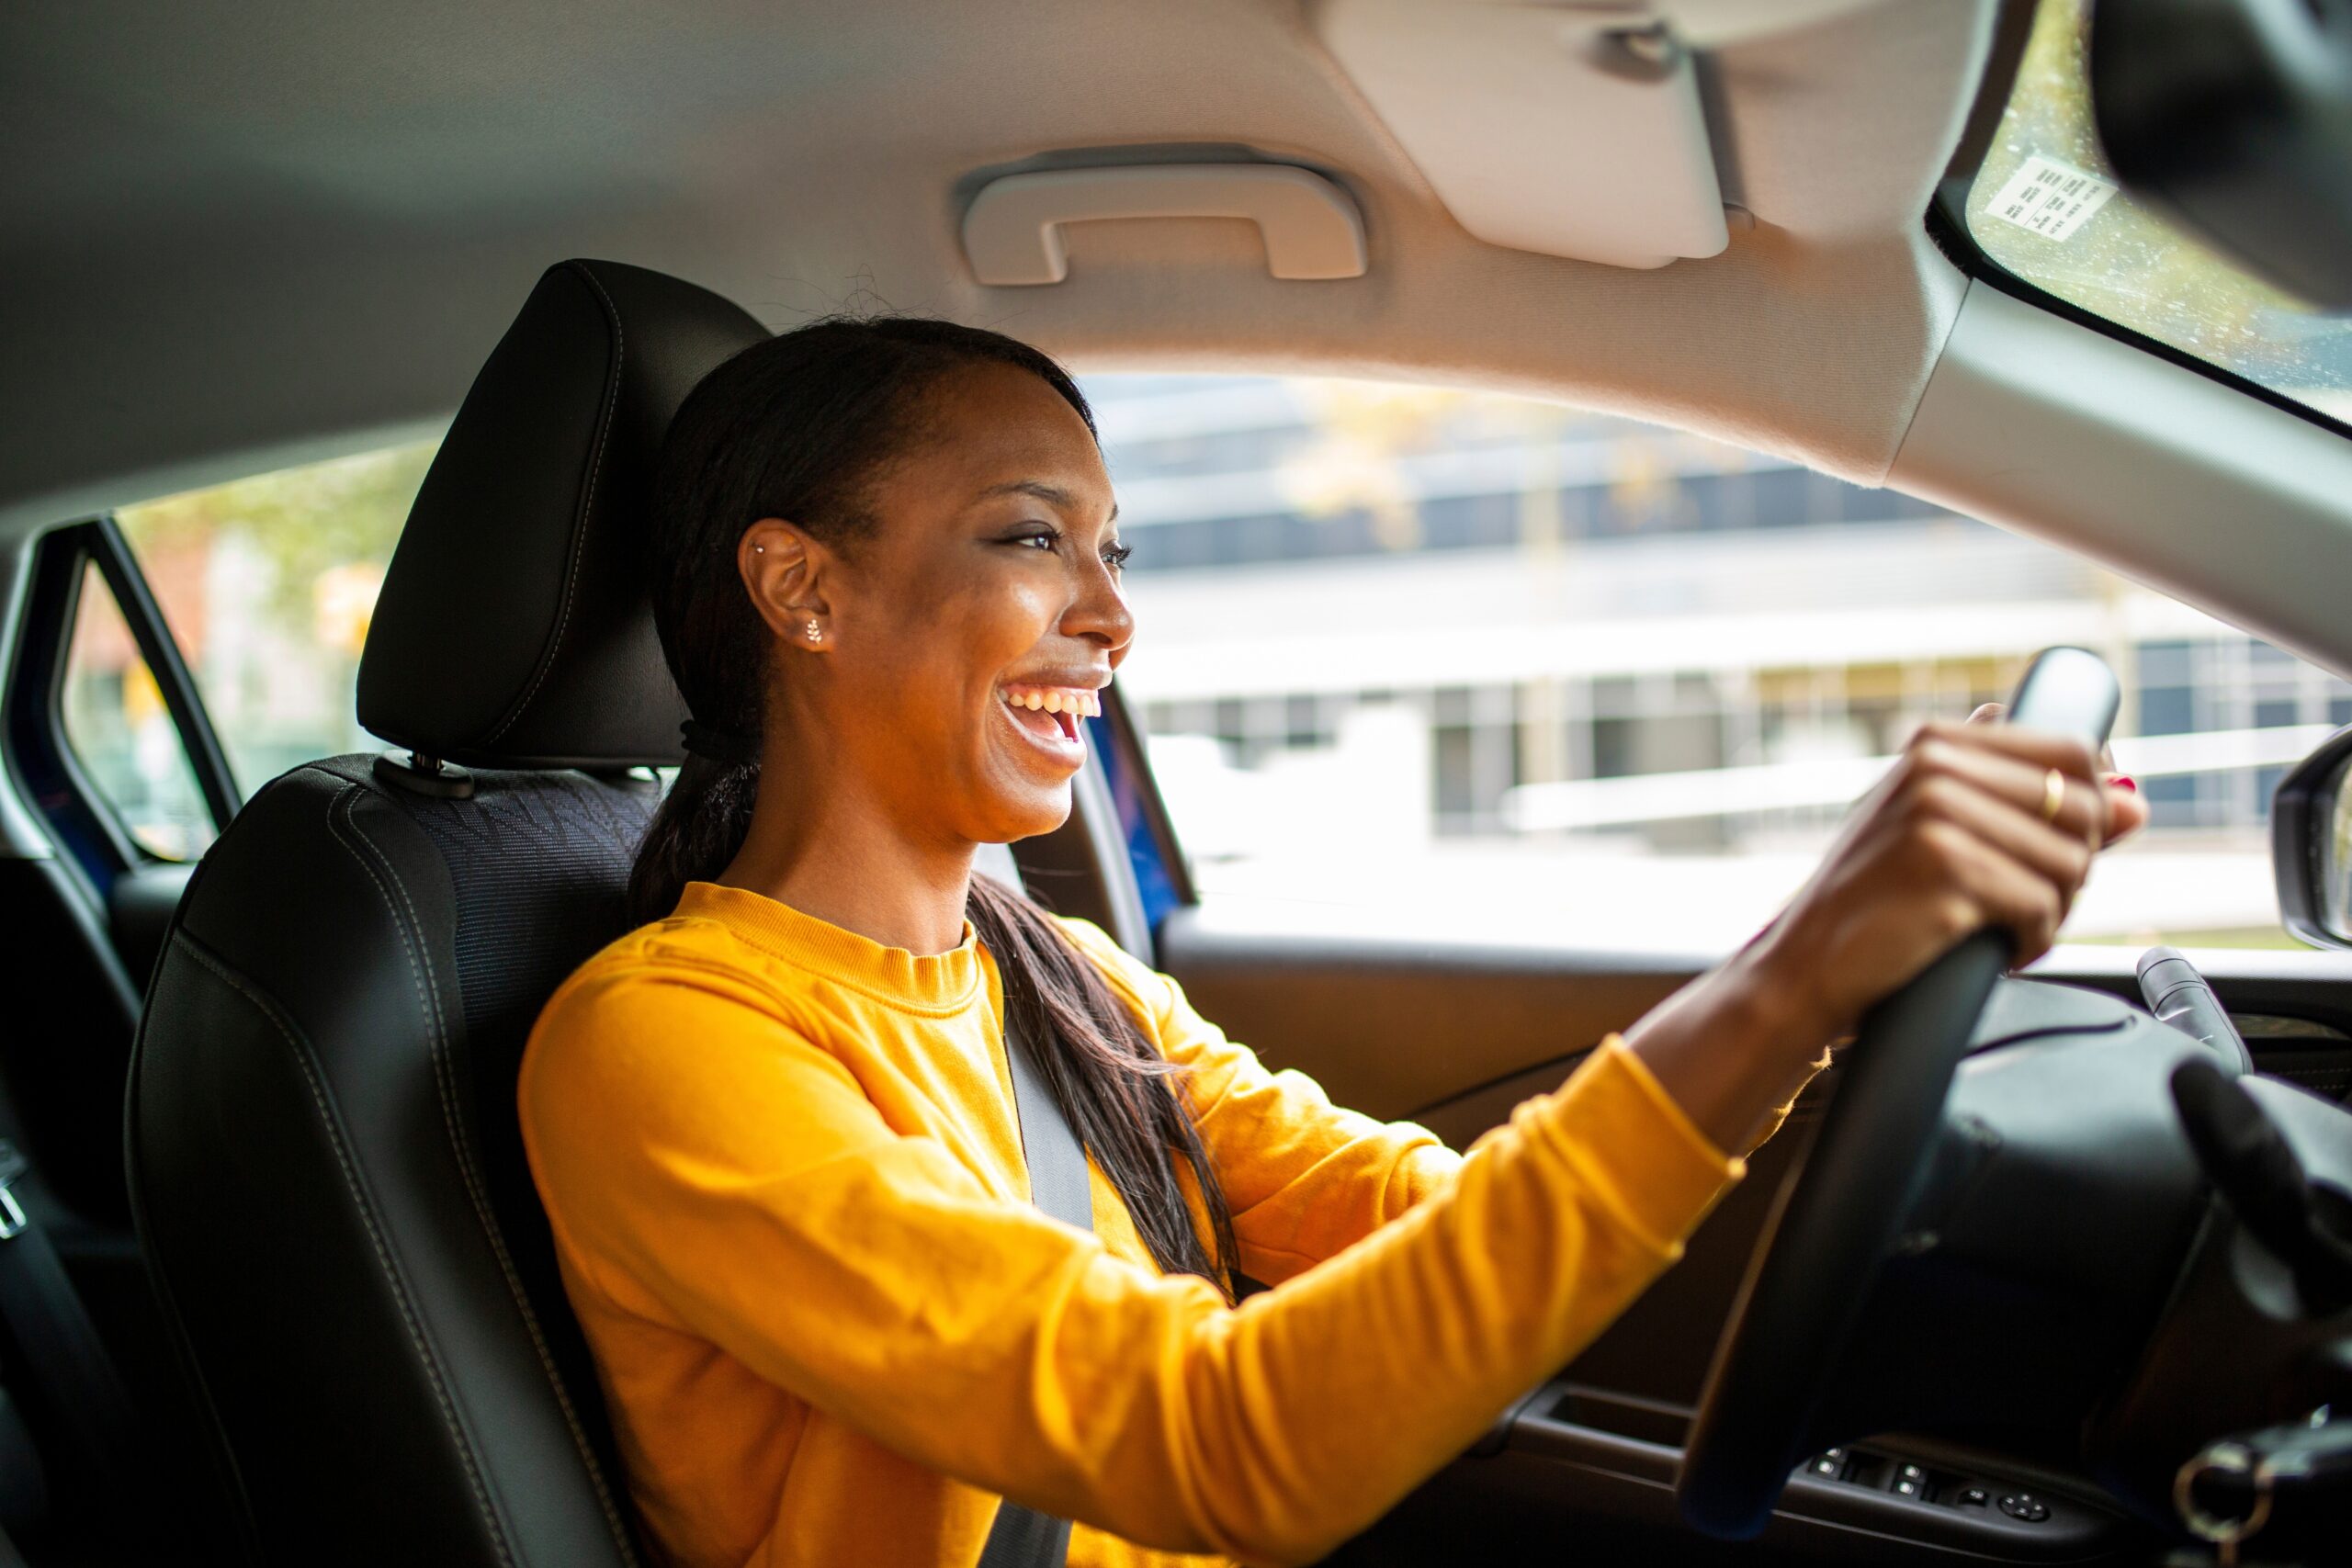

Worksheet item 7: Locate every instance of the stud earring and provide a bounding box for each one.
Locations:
[805,619,822,642]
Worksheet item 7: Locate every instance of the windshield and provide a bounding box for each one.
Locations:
[1964,0,2352,424]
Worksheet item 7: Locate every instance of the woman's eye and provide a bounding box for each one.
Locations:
[1102,541,1134,570]
[1009,527,1058,551]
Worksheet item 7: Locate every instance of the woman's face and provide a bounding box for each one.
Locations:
[745,361,1133,848]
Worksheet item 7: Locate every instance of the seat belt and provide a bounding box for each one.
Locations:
[976,988,1091,1568]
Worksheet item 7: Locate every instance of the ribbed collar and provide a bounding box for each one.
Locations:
[673,881,984,1015]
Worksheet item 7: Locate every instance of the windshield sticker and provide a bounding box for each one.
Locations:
[1984,154,2119,242]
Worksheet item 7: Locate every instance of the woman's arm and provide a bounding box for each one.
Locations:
[1054,906,1827,1292]
[522,965,1737,1568]
[1056,917,1463,1285]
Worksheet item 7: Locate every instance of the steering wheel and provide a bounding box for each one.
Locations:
[1675,647,2121,1540]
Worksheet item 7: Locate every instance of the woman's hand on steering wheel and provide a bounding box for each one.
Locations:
[1620,713,2146,1155]
[1767,713,2148,1047]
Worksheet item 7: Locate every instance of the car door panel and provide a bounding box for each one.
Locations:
[1154,904,1706,1124]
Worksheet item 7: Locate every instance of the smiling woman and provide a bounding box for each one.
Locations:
[626,321,1137,918]
[506,299,2143,1568]
[614,317,1242,1313]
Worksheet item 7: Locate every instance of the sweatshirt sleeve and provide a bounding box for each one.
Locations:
[1054,918,1461,1285]
[522,963,1739,1568]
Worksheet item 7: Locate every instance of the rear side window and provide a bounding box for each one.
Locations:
[115,440,435,790]
[60,562,216,862]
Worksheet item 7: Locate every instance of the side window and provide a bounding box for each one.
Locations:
[114,441,435,790]
[60,562,217,862]
[1086,375,2352,951]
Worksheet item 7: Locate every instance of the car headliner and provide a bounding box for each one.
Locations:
[0,2,1989,499]
[6,0,2352,682]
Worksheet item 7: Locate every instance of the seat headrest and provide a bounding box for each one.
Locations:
[358,259,770,769]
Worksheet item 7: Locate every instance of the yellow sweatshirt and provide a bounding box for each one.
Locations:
[519,881,1742,1568]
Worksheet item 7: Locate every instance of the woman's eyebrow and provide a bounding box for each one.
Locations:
[978,479,1118,522]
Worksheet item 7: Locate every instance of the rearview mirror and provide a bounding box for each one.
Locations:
[2272,724,2352,948]
[2092,0,2352,309]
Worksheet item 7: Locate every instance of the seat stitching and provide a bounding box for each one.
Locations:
[329,788,642,1564]
[166,931,516,1568]
[333,789,644,1562]
[483,261,624,747]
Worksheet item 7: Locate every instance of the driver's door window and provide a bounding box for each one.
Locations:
[1087,374,2350,952]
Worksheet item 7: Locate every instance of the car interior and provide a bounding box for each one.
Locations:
[7,1,2352,1564]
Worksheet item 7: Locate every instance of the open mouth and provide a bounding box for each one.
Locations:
[999,683,1099,750]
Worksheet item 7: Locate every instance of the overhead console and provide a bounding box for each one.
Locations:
[1312,0,1896,268]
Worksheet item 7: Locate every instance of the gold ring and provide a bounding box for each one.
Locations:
[2041,768,2066,824]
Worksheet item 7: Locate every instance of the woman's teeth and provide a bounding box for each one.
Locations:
[999,686,1101,718]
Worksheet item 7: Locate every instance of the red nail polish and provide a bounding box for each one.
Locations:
[2109,774,2137,793]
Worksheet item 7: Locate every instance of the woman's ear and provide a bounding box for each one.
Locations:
[738,519,831,651]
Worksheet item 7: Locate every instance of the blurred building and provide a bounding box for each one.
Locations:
[1090,375,2352,863]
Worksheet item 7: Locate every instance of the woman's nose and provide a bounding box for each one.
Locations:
[1065,558,1135,652]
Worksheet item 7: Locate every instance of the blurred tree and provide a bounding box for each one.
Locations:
[117,440,433,639]
[112,439,436,786]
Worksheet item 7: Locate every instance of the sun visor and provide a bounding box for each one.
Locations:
[1316,0,1889,269]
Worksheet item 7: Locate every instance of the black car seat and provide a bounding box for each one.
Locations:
[125,259,773,1566]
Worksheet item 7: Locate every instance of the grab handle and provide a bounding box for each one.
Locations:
[961,164,1368,286]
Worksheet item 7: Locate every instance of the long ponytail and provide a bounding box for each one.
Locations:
[628,316,1236,1293]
